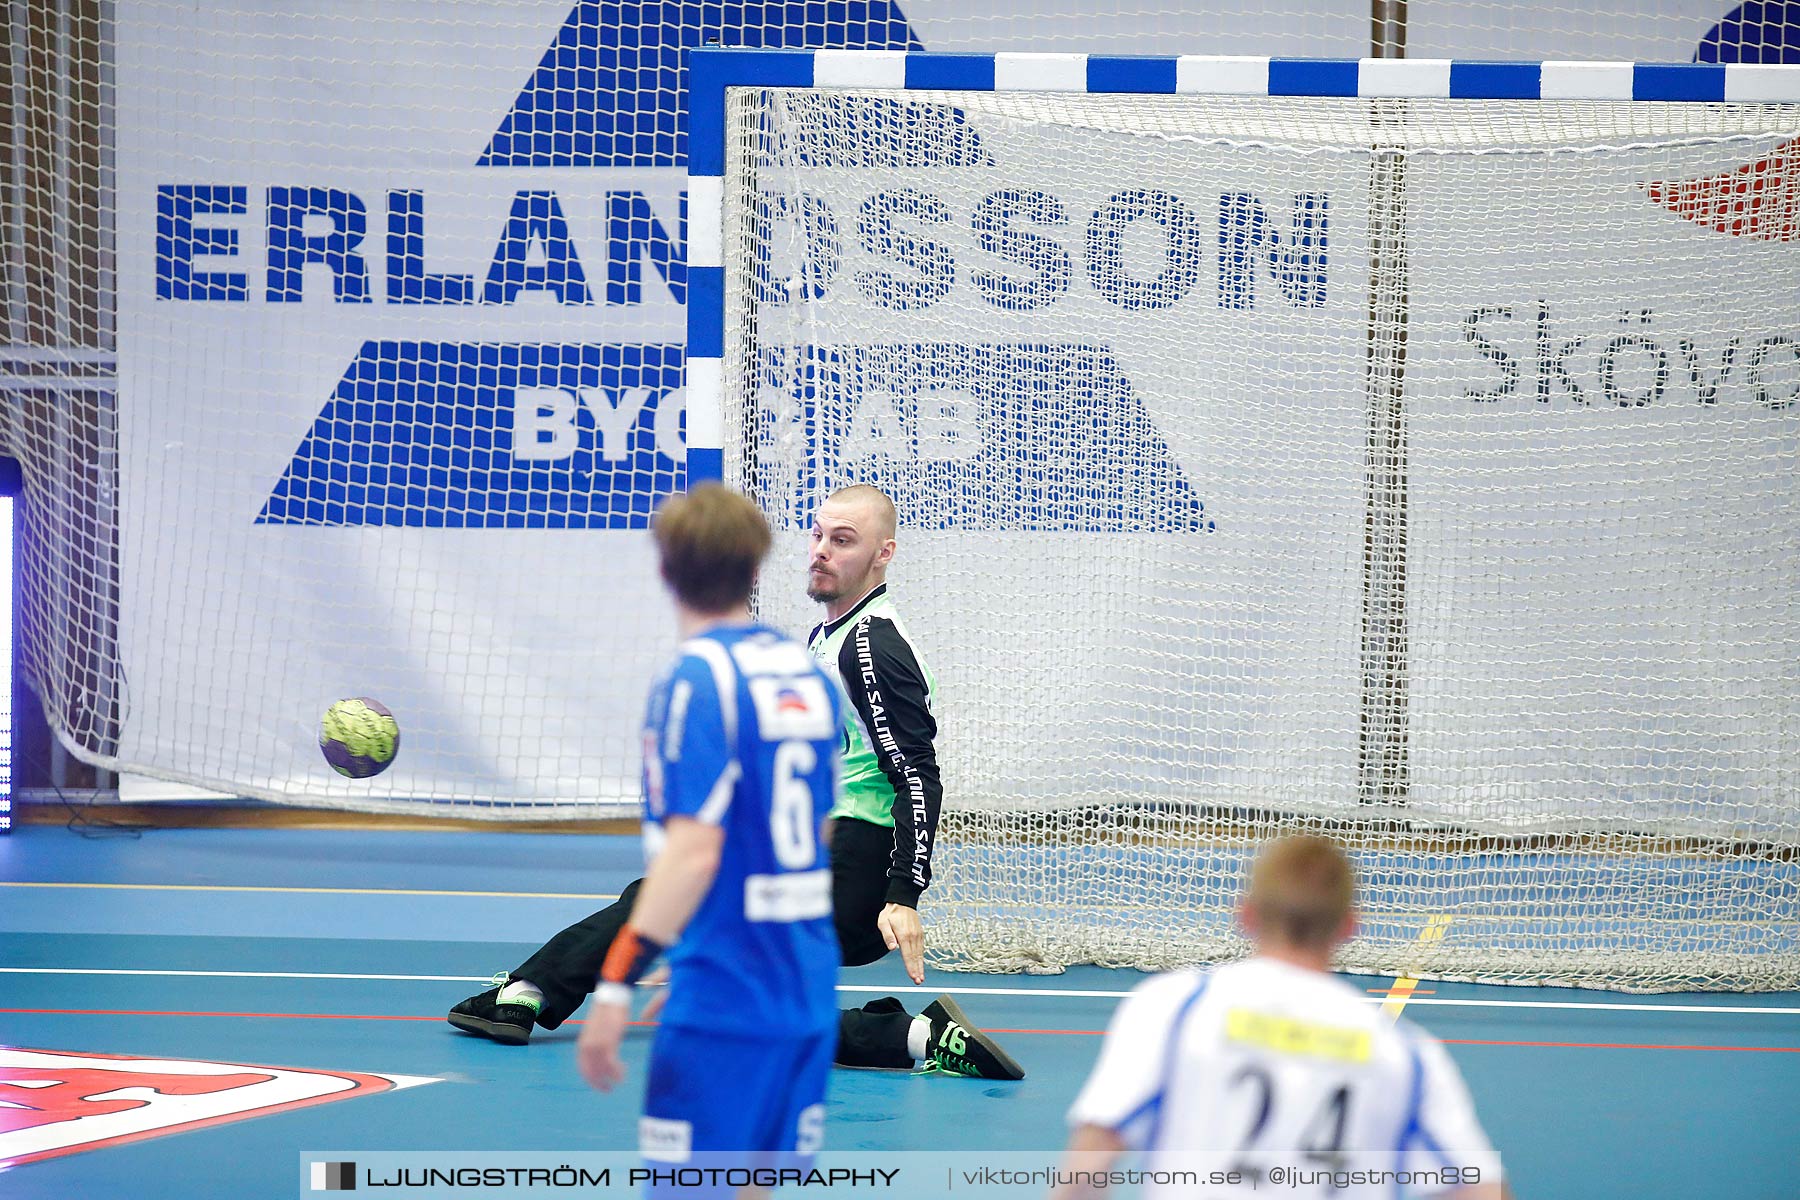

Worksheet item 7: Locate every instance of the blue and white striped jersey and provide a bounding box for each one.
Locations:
[641,623,843,1039]
[1068,958,1501,1198]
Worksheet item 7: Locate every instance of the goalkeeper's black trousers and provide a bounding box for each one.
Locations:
[510,815,917,1069]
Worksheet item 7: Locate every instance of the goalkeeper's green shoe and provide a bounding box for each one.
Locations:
[922,995,1026,1080]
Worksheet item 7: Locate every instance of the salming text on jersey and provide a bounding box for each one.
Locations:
[807,585,941,908]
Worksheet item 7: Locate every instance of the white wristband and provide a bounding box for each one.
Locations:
[595,982,633,1008]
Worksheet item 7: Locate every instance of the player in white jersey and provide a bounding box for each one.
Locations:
[1058,836,1507,1200]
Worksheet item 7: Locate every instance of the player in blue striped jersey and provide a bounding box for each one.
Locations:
[576,485,841,1176]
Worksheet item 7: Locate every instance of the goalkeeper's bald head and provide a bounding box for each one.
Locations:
[808,484,898,613]
[826,483,896,541]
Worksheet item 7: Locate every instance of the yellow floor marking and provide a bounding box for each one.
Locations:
[1381,914,1453,1022]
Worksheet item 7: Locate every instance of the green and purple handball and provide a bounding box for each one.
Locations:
[319,697,400,779]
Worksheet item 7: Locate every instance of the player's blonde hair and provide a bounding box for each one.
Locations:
[827,483,898,541]
[1245,834,1356,950]
[653,483,771,612]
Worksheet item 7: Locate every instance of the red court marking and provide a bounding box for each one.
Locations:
[1,1009,446,1022]
[1442,1037,1800,1053]
[8,1010,1799,1053]
[0,1008,657,1027]
[979,1027,1800,1053]
[0,1048,413,1166]
[0,1067,274,1134]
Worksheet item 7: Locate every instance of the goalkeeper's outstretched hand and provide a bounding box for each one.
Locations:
[879,903,925,984]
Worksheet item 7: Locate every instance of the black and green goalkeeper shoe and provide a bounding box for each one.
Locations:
[921,994,1026,1080]
[447,975,537,1046]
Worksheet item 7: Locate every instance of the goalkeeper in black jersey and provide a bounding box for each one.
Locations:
[449,484,1024,1081]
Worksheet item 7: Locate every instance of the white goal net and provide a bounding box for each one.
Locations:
[721,77,1800,989]
[2,2,1797,825]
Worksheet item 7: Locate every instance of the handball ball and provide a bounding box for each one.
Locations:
[320,697,400,779]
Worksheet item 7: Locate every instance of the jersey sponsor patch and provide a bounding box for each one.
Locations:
[731,637,816,679]
[639,1114,694,1163]
[0,1048,436,1167]
[748,675,836,742]
[1225,1009,1372,1063]
[743,869,833,923]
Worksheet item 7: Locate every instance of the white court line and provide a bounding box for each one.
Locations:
[1,883,1781,926]
[0,881,619,900]
[1,968,1795,1015]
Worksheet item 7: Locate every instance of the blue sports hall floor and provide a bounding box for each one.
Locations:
[2,822,1796,1199]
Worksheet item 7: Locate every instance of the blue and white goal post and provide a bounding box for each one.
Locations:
[685,50,1800,994]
